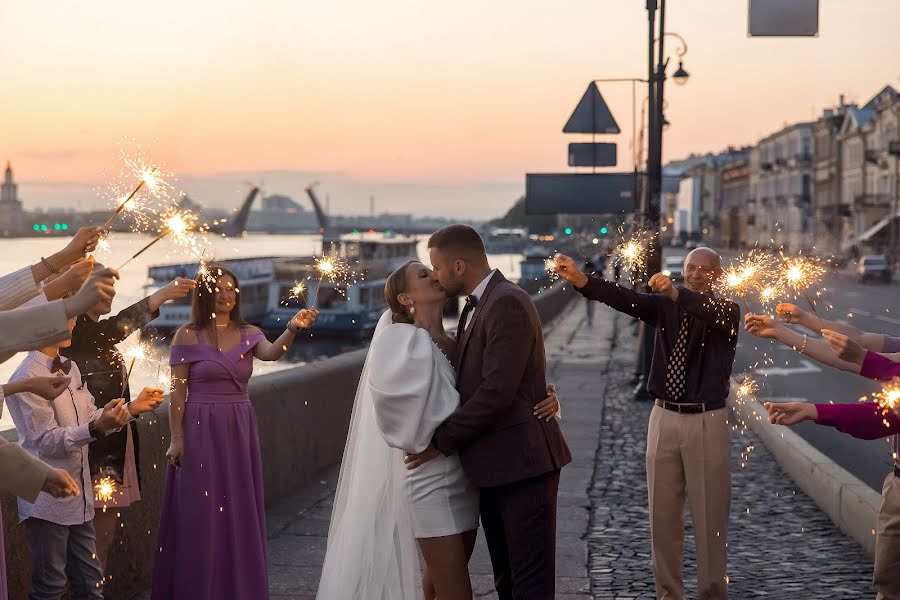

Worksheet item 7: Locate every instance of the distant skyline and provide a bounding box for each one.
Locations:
[1,0,897,219]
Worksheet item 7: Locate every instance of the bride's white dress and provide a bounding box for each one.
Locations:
[316,311,479,600]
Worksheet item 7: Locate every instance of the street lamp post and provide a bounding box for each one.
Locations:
[635,0,691,400]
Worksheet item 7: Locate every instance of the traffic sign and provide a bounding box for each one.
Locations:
[568,143,617,167]
[749,0,818,37]
[563,83,621,135]
[525,173,636,215]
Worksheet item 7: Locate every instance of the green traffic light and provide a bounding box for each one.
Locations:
[40,224,48,231]
[600,227,608,235]
[564,228,572,235]
[61,223,68,231]
[33,224,39,231]
[54,223,60,230]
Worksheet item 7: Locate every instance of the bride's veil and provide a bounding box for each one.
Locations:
[316,310,422,599]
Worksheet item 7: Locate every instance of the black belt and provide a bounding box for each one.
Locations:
[654,399,725,414]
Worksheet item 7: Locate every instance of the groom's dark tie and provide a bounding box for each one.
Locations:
[51,356,72,375]
[458,294,478,333]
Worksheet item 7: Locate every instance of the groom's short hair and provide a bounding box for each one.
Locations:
[428,225,486,260]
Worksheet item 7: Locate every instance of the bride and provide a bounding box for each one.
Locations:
[316,260,560,600]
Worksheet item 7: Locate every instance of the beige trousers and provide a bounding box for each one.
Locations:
[646,405,731,600]
[875,473,900,599]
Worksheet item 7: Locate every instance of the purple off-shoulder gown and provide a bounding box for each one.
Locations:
[151,328,269,600]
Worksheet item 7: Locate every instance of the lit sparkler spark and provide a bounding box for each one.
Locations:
[311,252,351,309]
[95,237,111,254]
[289,280,307,301]
[616,239,645,273]
[118,209,199,270]
[736,375,761,399]
[94,476,117,504]
[545,257,560,282]
[873,379,900,414]
[715,251,776,312]
[778,254,826,327]
[758,283,784,307]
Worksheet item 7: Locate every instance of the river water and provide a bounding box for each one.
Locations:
[0,232,524,431]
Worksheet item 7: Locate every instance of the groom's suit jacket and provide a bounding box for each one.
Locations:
[432,271,571,488]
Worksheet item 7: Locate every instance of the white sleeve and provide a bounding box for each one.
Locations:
[0,265,40,311]
[367,325,442,454]
[0,299,71,364]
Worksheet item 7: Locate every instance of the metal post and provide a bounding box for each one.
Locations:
[634,0,661,401]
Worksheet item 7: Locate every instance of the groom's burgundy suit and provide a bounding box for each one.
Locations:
[432,271,571,599]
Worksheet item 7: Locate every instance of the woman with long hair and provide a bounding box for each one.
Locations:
[151,265,317,600]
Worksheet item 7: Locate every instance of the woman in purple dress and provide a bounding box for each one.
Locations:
[151,266,318,600]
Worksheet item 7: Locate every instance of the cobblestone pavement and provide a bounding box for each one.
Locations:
[587,313,875,599]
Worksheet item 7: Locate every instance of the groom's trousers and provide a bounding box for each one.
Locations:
[479,470,560,600]
[646,404,731,600]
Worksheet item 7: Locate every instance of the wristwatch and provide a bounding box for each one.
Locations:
[88,420,105,439]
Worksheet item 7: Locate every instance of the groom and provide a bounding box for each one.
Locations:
[407,224,572,599]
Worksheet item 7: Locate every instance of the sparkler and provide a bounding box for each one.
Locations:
[94,476,118,505]
[311,252,350,309]
[100,166,159,232]
[779,255,826,329]
[289,280,308,304]
[545,257,560,282]
[715,251,776,313]
[615,238,647,275]
[118,209,198,270]
[872,379,900,414]
[735,374,761,400]
[120,343,147,397]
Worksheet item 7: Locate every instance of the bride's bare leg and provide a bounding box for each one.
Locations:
[422,566,437,600]
[418,532,474,600]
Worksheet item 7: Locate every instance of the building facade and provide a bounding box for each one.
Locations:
[748,123,814,250]
[0,162,25,237]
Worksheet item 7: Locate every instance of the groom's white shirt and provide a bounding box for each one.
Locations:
[464,269,496,331]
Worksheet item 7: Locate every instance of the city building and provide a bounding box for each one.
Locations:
[0,162,25,237]
[839,85,900,256]
[719,155,751,249]
[747,122,814,250]
[812,98,850,253]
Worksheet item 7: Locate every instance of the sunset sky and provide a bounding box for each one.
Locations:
[0,0,897,219]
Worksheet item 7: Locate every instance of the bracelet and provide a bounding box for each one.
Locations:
[40,257,60,275]
[799,334,808,354]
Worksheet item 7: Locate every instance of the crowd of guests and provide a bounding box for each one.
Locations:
[553,247,900,600]
[0,226,317,599]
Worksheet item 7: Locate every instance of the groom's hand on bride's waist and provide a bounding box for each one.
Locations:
[404,444,441,470]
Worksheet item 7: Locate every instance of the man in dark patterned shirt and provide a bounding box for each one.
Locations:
[555,248,739,600]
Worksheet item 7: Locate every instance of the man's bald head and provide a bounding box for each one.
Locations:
[683,247,722,293]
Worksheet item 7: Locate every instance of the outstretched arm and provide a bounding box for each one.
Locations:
[745,315,861,374]
[776,302,889,350]
[554,254,661,325]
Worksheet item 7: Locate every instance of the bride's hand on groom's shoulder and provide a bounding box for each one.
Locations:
[404,444,440,470]
[533,384,561,421]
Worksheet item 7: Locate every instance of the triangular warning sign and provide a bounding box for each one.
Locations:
[563,82,621,135]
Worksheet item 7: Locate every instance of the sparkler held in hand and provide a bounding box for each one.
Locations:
[101,166,159,233]
[118,209,198,270]
[779,255,826,330]
[310,252,350,309]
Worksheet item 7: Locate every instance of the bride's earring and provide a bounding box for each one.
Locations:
[409,302,416,316]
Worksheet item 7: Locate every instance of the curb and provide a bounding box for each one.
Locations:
[728,393,881,557]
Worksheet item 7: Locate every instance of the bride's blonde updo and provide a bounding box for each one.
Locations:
[384,260,418,324]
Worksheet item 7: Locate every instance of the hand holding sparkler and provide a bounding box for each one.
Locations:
[42,258,95,301]
[763,401,818,426]
[126,387,165,416]
[648,272,678,301]
[148,278,197,312]
[63,267,119,318]
[822,329,867,366]
[289,309,319,332]
[41,469,80,499]
[550,255,589,288]
[94,398,131,434]
[64,227,102,260]
[744,314,782,339]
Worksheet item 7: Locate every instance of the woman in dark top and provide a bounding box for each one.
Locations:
[61,269,196,572]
